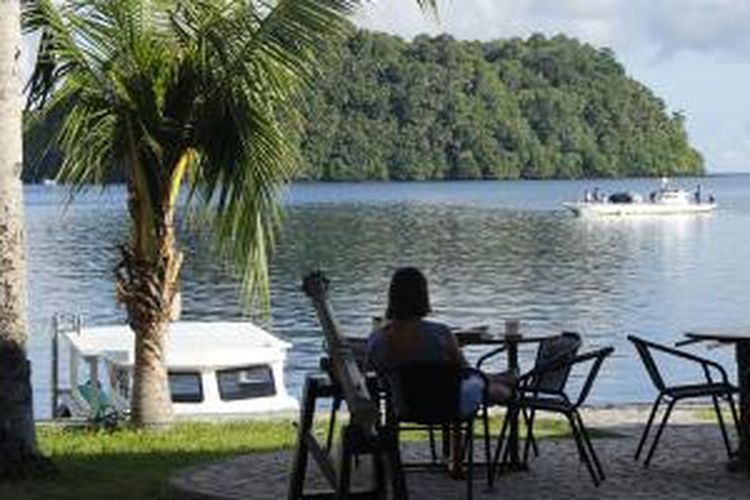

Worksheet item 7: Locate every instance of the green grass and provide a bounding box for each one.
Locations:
[1,420,303,500]
[0,415,608,500]
[692,407,734,423]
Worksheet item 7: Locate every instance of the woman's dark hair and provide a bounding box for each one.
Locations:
[385,267,431,320]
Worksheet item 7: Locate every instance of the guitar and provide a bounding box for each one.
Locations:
[302,272,379,430]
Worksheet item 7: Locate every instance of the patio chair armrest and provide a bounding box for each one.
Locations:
[572,347,614,407]
[475,346,507,369]
[638,337,732,385]
[638,337,718,368]
[699,359,732,384]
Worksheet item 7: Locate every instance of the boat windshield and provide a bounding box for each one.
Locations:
[217,365,276,401]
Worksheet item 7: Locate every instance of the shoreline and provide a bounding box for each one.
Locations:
[33,401,723,427]
[24,172,742,187]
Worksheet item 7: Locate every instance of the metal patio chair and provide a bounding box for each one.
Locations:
[477,331,582,465]
[628,335,740,467]
[490,346,614,487]
[381,362,490,500]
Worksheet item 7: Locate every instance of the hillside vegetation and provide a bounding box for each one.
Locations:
[298,31,703,181]
[24,31,703,182]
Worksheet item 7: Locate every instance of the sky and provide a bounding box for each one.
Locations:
[356,0,750,174]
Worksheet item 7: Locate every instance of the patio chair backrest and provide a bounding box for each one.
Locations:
[530,331,582,393]
[627,335,666,392]
[384,362,464,425]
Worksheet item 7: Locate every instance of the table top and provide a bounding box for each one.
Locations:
[454,329,555,347]
[685,328,750,343]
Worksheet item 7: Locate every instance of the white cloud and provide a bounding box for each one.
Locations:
[357,0,750,59]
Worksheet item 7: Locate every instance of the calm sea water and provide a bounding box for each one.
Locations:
[24,176,750,418]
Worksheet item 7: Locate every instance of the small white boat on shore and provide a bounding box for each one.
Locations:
[563,181,716,217]
[52,318,299,421]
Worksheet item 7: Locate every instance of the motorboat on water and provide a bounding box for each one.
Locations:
[51,317,299,421]
[563,180,716,217]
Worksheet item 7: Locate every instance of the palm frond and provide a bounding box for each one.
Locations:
[23,0,438,310]
[181,0,360,305]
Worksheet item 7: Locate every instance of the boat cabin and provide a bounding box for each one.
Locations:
[655,188,692,205]
[53,320,298,420]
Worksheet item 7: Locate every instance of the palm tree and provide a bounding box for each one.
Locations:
[0,0,51,478]
[23,0,435,426]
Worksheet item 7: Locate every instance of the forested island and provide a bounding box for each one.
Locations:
[298,31,703,180]
[24,31,704,182]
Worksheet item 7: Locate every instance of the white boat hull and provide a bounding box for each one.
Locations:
[563,201,716,217]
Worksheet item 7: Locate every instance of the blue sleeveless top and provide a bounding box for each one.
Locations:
[366,319,453,370]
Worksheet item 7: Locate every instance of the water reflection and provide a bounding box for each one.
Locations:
[24,177,750,417]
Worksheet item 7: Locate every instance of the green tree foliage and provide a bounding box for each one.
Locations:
[24,30,704,183]
[299,31,704,180]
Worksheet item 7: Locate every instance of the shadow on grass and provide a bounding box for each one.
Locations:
[0,415,627,500]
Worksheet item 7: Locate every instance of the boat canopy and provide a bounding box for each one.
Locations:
[608,192,634,204]
[63,321,291,369]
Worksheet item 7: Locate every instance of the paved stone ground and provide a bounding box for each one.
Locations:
[170,407,750,500]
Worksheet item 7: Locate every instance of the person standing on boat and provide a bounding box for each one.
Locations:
[694,184,702,204]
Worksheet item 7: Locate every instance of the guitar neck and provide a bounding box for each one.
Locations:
[307,293,378,429]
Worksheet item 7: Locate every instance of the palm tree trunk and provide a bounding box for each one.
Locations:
[118,230,180,425]
[0,0,53,478]
[117,160,184,426]
[129,301,174,426]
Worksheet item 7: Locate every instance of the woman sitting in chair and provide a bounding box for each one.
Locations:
[366,267,514,474]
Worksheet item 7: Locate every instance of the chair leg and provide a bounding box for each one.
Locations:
[428,425,437,463]
[385,425,408,500]
[726,391,742,446]
[337,434,353,500]
[481,405,492,489]
[489,406,512,485]
[567,413,599,487]
[326,395,342,452]
[372,445,387,500]
[523,407,539,458]
[467,420,474,500]
[575,410,605,482]
[523,407,537,462]
[442,424,451,462]
[712,394,733,460]
[644,398,676,467]
[635,394,662,460]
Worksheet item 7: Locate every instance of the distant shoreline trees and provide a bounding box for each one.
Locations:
[24,30,704,183]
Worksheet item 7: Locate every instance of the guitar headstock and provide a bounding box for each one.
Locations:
[302,271,330,300]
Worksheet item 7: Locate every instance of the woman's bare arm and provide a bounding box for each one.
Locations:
[444,330,468,367]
